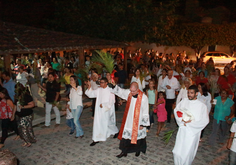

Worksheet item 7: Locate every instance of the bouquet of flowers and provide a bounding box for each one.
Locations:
[176,108,195,122]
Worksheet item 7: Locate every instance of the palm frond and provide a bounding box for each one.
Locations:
[162,128,177,144]
[92,50,114,74]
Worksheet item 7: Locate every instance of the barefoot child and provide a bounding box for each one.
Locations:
[146,80,158,131]
[155,91,167,136]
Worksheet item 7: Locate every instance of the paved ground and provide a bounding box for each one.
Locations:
[1,98,231,165]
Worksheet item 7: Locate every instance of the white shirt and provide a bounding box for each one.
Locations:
[131,76,145,92]
[230,121,236,152]
[145,75,151,86]
[197,92,212,114]
[161,76,180,99]
[66,102,73,119]
[176,88,188,105]
[16,72,28,87]
[157,75,166,92]
[69,86,83,109]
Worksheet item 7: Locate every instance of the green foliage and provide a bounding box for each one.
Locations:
[46,0,179,42]
[92,50,114,74]
[163,129,177,144]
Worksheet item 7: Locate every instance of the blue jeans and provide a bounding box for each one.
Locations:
[72,106,84,137]
[229,150,236,165]
[66,118,75,133]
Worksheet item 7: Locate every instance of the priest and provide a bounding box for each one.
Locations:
[172,85,209,165]
[85,77,119,146]
[111,82,149,158]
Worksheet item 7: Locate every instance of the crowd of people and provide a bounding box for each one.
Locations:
[0,49,236,164]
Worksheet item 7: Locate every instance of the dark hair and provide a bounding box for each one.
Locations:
[189,85,198,93]
[100,77,108,83]
[14,83,30,104]
[48,72,55,78]
[2,71,10,77]
[198,83,208,96]
[134,68,140,77]
[220,89,229,95]
[199,71,205,77]
[0,87,12,101]
[162,69,168,73]
[70,75,79,87]
[158,91,166,99]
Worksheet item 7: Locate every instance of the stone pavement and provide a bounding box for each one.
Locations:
[2,101,230,165]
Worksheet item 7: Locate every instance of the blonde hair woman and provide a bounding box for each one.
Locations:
[176,78,192,105]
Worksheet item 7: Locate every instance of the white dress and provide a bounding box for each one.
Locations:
[85,86,118,142]
[197,92,212,114]
[172,98,209,165]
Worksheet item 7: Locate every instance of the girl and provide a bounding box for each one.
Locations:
[131,68,145,92]
[146,80,158,131]
[155,91,167,136]
[0,88,19,148]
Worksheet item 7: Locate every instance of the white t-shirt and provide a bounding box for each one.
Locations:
[230,121,236,152]
[66,102,73,119]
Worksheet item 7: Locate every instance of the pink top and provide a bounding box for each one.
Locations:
[157,98,166,112]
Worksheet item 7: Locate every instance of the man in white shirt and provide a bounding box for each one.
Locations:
[161,69,180,123]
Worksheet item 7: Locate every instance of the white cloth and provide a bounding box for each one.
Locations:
[230,121,236,152]
[131,76,145,91]
[156,68,163,77]
[111,85,150,140]
[161,76,180,99]
[90,80,99,90]
[145,75,151,86]
[16,72,28,87]
[85,86,118,142]
[66,102,73,120]
[157,75,166,92]
[172,98,209,165]
[197,92,212,114]
[69,86,83,109]
[176,88,188,105]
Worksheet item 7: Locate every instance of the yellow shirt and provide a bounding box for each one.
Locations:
[64,74,73,84]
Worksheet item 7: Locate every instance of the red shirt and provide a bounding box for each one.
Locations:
[195,77,208,86]
[217,74,235,95]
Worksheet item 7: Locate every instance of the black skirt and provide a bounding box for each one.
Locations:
[119,138,147,154]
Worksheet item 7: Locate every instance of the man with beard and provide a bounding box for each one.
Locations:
[172,85,209,165]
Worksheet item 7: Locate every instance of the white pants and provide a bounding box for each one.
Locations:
[45,102,60,126]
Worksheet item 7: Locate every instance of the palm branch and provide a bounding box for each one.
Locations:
[92,50,114,74]
[163,128,178,144]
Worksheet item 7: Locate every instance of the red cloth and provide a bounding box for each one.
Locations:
[217,75,235,95]
[195,77,208,86]
[0,100,13,119]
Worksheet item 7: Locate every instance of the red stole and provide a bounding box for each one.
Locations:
[118,90,143,144]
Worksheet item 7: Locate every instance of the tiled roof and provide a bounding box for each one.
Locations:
[0,22,128,55]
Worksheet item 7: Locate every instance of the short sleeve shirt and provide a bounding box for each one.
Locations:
[214,96,234,123]
[46,80,60,102]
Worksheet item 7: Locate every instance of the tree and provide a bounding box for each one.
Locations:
[46,0,179,42]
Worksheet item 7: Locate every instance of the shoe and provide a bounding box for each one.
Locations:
[41,125,50,128]
[55,124,60,127]
[113,133,119,138]
[135,151,140,157]
[90,141,99,146]
[116,152,127,158]
[79,135,84,139]
[69,132,74,136]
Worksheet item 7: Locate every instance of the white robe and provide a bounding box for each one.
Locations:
[85,86,118,142]
[111,86,150,140]
[172,98,209,165]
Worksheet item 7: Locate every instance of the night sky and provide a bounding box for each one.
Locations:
[1,0,236,30]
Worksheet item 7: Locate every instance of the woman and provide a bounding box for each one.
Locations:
[13,83,36,147]
[131,68,145,92]
[157,69,167,92]
[208,68,220,98]
[197,83,212,113]
[208,89,235,146]
[16,66,28,87]
[0,88,19,148]
[69,75,84,138]
[176,78,192,105]
[64,67,73,95]
[51,57,60,73]
[195,71,208,86]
